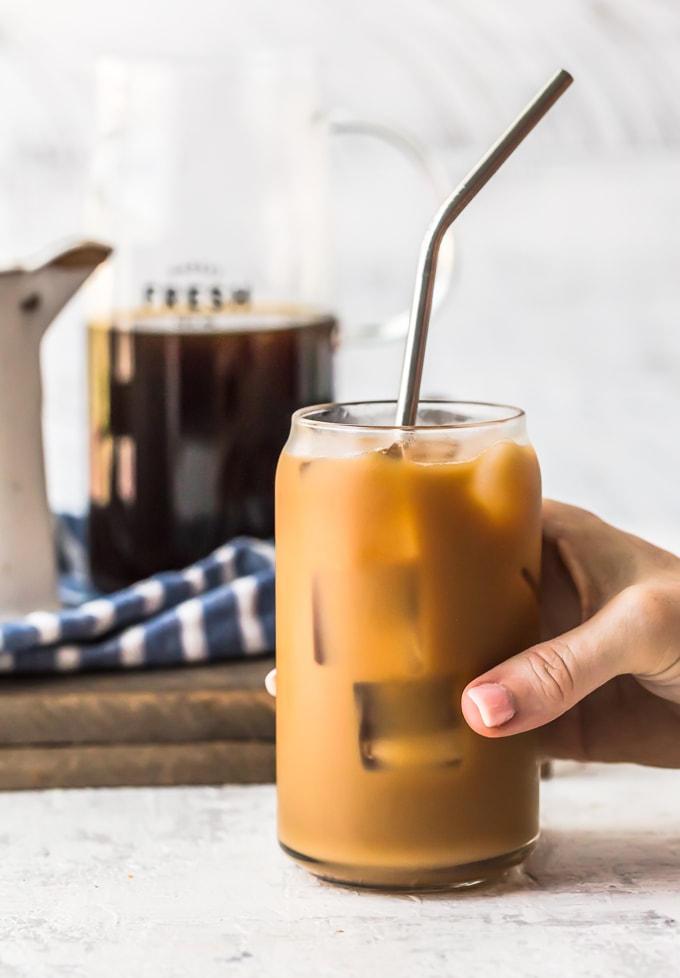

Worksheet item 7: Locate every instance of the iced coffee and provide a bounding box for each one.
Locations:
[275,401,541,889]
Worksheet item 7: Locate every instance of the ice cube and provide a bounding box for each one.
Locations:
[418,406,469,426]
[380,442,406,460]
[302,451,419,563]
[370,561,420,621]
[312,562,423,673]
[470,440,541,531]
[354,676,462,770]
[403,439,460,464]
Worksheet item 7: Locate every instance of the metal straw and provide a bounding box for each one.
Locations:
[395,68,573,427]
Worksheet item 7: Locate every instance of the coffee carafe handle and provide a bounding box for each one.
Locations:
[327,110,455,342]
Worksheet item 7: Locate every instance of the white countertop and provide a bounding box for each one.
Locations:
[0,763,678,977]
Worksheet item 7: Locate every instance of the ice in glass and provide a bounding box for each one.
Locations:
[275,401,542,889]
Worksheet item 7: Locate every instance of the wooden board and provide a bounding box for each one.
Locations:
[0,741,275,791]
[0,656,275,790]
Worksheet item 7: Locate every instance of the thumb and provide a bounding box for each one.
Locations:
[461,590,640,737]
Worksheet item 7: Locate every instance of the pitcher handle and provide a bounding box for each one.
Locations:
[327,109,455,342]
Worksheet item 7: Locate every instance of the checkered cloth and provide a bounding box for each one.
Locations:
[0,517,275,674]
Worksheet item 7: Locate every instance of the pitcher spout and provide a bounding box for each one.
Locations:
[17,240,112,339]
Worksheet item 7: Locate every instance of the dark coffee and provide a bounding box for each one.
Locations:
[88,308,335,592]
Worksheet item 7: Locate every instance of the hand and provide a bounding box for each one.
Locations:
[462,501,680,767]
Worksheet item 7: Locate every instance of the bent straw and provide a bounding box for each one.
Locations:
[395,68,573,427]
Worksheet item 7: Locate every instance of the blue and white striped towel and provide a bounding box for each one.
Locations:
[0,519,275,674]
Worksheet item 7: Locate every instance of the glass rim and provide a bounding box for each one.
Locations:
[292,400,526,432]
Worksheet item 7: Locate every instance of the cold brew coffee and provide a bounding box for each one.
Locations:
[89,307,335,591]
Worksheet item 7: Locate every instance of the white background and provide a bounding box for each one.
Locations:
[1,0,679,551]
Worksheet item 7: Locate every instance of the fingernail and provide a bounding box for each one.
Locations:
[264,669,277,697]
[466,683,515,728]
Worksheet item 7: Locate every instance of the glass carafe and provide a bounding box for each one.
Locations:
[86,54,454,590]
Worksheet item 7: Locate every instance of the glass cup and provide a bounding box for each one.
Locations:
[275,401,542,890]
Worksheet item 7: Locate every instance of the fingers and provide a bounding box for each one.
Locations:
[462,588,646,738]
[542,500,679,618]
[539,675,680,767]
[542,500,631,618]
[540,530,581,640]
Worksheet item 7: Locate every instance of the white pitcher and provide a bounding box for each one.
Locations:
[0,241,111,618]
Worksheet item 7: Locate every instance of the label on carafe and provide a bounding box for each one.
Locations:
[143,274,252,318]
